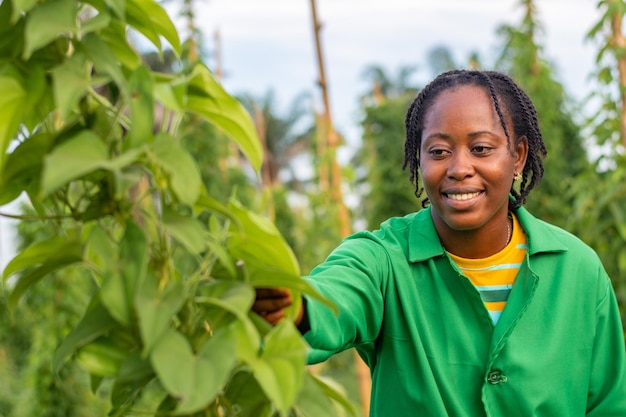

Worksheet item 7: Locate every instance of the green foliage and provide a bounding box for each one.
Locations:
[495,4,591,226]
[580,0,626,323]
[564,162,626,323]
[587,0,626,150]
[498,0,625,326]
[357,94,420,229]
[0,0,354,415]
[0,211,110,416]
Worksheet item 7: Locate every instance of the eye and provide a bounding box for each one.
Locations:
[472,145,492,155]
[427,148,450,158]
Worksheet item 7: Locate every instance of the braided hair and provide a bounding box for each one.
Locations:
[403,69,547,210]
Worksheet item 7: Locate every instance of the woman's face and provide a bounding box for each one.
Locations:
[419,85,527,238]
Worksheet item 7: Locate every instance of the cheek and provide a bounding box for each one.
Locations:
[418,163,441,191]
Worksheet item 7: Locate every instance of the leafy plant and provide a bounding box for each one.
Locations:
[0,0,355,415]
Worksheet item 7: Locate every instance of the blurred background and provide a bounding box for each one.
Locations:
[2,0,625,415]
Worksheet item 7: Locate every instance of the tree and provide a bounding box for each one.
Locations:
[0,209,109,416]
[355,65,419,229]
[0,0,356,415]
[574,0,626,324]
[495,0,591,226]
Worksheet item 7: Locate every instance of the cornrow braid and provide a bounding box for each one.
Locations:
[402,69,547,210]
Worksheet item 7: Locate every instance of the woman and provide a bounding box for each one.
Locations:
[253,70,626,416]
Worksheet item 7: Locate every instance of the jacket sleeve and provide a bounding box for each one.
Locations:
[586,269,626,416]
[301,236,388,364]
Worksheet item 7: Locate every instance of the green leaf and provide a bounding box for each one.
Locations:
[161,207,206,254]
[0,65,27,174]
[197,280,255,317]
[77,339,127,377]
[103,0,125,19]
[8,256,83,310]
[136,278,186,356]
[2,234,79,282]
[127,66,154,149]
[228,199,299,276]
[41,130,109,197]
[23,0,77,59]
[11,0,38,21]
[20,66,48,132]
[100,221,148,326]
[294,373,359,417]
[194,193,236,221]
[0,132,50,205]
[195,290,261,362]
[53,298,117,374]
[185,64,262,173]
[3,234,83,309]
[126,0,180,55]
[226,199,337,317]
[150,328,237,414]
[151,132,202,205]
[83,223,117,275]
[100,21,142,70]
[0,1,25,58]
[154,77,184,112]
[116,351,154,382]
[81,32,126,89]
[174,329,239,414]
[251,321,307,412]
[80,11,111,36]
[51,52,91,122]
[224,371,273,417]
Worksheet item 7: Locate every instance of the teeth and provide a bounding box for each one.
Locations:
[447,192,480,201]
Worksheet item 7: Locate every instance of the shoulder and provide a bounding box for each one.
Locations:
[517,206,602,262]
[341,208,443,264]
[519,208,610,291]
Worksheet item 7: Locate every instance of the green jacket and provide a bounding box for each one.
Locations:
[303,206,626,416]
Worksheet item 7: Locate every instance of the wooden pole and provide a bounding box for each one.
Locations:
[309,0,351,238]
[309,1,371,415]
[185,0,198,63]
[609,5,626,147]
[214,29,223,82]
[253,105,276,220]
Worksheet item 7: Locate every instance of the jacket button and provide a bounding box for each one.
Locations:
[487,370,507,384]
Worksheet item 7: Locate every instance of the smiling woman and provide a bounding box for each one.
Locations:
[253,69,626,417]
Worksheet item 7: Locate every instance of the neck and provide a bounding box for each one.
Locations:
[436,213,512,259]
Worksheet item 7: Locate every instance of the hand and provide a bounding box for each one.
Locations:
[252,288,302,326]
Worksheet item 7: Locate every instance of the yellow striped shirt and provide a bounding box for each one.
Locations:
[448,213,527,324]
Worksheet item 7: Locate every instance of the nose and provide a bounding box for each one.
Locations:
[447,150,475,180]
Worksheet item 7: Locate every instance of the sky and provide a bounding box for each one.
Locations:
[193,0,600,148]
[0,0,604,268]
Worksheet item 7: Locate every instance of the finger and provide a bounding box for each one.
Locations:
[252,296,293,314]
[264,309,286,325]
[255,288,291,299]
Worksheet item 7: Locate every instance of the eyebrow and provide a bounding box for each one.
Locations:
[423,130,500,142]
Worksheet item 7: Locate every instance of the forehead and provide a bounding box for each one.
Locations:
[423,85,500,129]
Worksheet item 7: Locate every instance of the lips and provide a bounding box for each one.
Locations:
[444,191,483,201]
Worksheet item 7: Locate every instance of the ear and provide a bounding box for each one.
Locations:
[513,135,528,175]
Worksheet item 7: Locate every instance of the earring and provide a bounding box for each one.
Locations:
[514,171,522,181]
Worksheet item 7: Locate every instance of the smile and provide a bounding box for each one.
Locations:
[445,192,482,201]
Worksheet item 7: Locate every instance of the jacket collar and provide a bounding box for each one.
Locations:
[407,205,567,263]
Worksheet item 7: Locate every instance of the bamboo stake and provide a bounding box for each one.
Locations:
[609,5,626,147]
[184,0,198,63]
[214,29,223,81]
[314,111,329,192]
[309,1,371,415]
[253,105,276,220]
